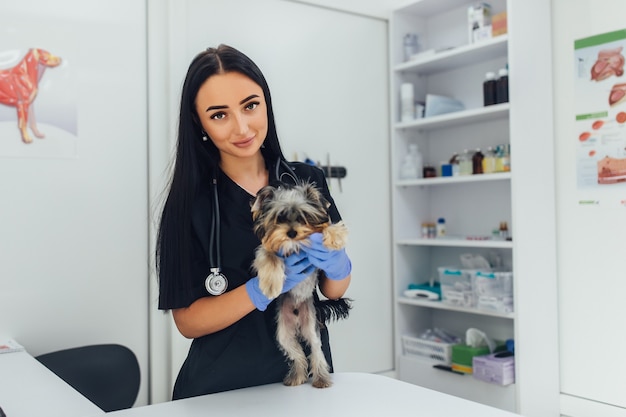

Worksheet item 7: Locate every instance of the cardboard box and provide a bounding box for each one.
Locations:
[492,11,508,37]
[451,344,490,374]
[467,3,492,44]
[473,352,515,385]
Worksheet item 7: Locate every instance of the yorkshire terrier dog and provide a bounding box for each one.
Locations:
[251,181,351,388]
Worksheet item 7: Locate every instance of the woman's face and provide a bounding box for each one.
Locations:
[195,71,268,161]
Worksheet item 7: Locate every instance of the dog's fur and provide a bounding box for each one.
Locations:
[251,181,351,388]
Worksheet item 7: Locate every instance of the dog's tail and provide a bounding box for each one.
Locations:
[315,298,352,323]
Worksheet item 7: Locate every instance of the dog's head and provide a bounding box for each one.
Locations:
[251,181,331,254]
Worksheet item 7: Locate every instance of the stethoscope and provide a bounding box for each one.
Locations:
[205,158,298,295]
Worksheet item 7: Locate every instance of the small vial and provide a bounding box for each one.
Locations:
[436,218,446,237]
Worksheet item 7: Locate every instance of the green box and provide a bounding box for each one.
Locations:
[451,344,490,374]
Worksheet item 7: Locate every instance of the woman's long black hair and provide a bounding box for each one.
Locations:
[156,44,287,306]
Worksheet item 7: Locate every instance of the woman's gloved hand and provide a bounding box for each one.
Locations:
[245,251,315,311]
[301,232,352,280]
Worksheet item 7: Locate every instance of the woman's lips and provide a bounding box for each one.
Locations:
[233,136,255,148]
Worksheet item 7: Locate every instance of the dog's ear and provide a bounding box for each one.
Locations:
[251,185,275,220]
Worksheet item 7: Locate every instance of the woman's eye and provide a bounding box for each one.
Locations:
[210,112,226,120]
[245,102,259,111]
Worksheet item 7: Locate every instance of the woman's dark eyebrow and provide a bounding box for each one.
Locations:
[240,94,259,104]
[206,94,260,112]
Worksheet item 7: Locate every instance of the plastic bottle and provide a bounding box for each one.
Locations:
[501,144,511,172]
[496,67,509,104]
[399,154,418,179]
[436,218,446,237]
[483,71,497,106]
[408,144,424,179]
[472,148,484,174]
[482,146,496,174]
[403,33,418,62]
[400,83,415,122]
[458,149,473,176]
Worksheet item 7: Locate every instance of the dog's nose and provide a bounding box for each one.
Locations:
[287,229,297,239]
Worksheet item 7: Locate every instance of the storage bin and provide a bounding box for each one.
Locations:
[472,271,514,313]
[401,334,454,365]
[437,267,478,308]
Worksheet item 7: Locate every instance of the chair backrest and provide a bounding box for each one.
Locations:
[36,344,140,412]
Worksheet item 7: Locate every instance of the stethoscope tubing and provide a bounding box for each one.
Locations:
[205,158,297,295]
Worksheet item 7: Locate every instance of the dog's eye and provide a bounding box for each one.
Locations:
[276,213,289,224]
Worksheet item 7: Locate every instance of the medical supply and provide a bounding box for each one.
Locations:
[458,149,473,176]
[473,352,515,385]
[472,148,484,174]
[403,33,419,62]
[499,221,509,239]
[436,218,446,237]
[473,270,514,313]
[400,83,415,122]
[483,71,497,106]
[399,154,419,179]
[496,67,509,103]
[491,11,508,37]
[401,329,459,365]
[421,222,437,238]
[438,267,476,307]
[468,3,492,44]
[408,144,424,178]
[482,146,496,173]
[452,344,491,374]
[441,163,453,177]
[424,94,465,117]
[423,165,437,178]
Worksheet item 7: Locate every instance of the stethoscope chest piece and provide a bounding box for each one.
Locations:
[205,267,228,295]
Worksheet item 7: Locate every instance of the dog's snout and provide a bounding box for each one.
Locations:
[287,229,297,239]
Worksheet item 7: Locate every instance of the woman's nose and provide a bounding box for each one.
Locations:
[233,113,249,135]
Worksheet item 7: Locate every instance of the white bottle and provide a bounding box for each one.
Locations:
[400,83,415,122]
[458,149,473,176]
[482,146,496,174]
[408,144,424,178]
[399,154,418,179]
[436,218,446,237]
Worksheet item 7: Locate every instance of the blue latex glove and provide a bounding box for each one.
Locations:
[246,251,315,311]
[301,232,352,280]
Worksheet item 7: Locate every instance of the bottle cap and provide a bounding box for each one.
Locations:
[437,218,445,224]
[485,71,496,80]
[498,68,508,77]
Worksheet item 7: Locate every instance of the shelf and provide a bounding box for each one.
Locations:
[395,35,508,76]
[396,172,511,187]
[394,103,509,132]
[396,0,480,19]
[398,296,514,319]
[396,238,513,249]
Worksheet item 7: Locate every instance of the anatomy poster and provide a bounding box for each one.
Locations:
[0,23,77,158]
[575,29,626,207]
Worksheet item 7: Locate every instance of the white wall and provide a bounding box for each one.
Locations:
[148,0,394,401]
[0,0,149,407]
[552,1,626,416]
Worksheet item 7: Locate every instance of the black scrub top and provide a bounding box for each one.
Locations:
[159,161,342,400]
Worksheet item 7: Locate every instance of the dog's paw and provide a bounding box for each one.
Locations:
[283,370,308,387]
[258,273,283,299]
[322,221,348,250]
[312,376,333,389]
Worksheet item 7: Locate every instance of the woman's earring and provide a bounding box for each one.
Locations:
[202,131,209,142]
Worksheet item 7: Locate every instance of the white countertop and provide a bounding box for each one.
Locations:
[0,350,105,417]
[106,372,521,417]
[0,347,521,417]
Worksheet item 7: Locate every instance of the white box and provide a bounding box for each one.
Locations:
[467,3,492,44]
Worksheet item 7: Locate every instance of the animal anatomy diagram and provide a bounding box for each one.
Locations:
[0,48,62,143]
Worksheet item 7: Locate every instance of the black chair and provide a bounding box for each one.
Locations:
[36,344,140,412]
